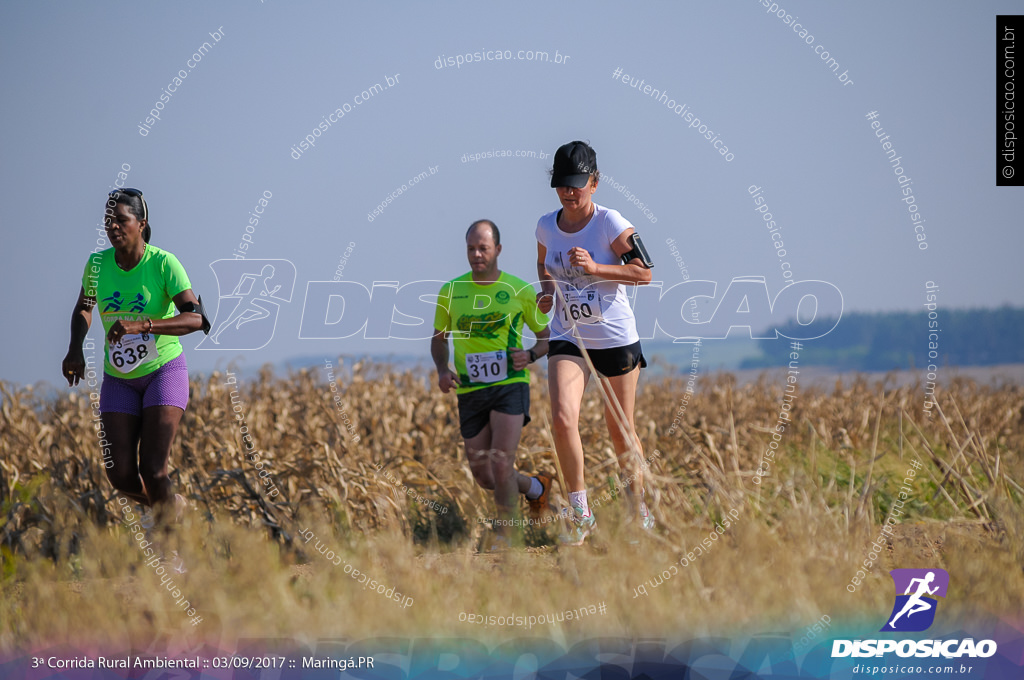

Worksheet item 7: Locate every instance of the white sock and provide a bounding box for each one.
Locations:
[525,476,544,500]
[569,491,590,517]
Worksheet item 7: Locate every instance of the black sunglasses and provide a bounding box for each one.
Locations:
[108,187,148,221]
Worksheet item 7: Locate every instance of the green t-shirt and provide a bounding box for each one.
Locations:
[434,271,548,394]
[82,245,193,378]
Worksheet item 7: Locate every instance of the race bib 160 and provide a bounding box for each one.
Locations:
[560,288,604,326]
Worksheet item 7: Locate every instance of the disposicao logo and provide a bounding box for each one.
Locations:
[882,568,948,632]
[832,568,997,659]
[197,259,296,351]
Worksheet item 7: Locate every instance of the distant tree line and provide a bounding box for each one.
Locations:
[740,306,1024,370]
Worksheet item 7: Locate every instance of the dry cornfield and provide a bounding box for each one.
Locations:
[1,361,1022,651]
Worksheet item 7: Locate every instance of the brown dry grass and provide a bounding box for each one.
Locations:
[1,362,1022,650]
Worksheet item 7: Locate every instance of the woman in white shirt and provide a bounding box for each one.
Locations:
[535,141,655,544]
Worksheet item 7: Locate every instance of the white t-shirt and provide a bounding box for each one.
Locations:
[536,203,640,349]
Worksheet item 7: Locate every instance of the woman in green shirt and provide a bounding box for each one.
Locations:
[62,189,209,532]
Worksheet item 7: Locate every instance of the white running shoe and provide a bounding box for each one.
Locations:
[640,500,656,531]
[559,506,596,546]
[169,550,188,574]
[173,494,187,522]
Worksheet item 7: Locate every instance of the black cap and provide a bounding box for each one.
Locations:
[550,141,597,188]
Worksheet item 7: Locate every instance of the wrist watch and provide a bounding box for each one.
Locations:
[528,348,537,363]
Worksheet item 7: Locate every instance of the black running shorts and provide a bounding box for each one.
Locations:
[456,381,531,439]
[548,339,647,378]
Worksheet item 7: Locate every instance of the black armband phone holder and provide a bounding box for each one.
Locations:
[621,233,654,268]
[179,296,212,334]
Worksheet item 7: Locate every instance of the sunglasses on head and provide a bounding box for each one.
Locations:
[107,188,148,221]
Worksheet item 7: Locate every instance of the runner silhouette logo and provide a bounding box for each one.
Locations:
[197,259,296,351]
[881,568,949,632]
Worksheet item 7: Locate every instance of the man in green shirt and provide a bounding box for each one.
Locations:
[431,220,553,542]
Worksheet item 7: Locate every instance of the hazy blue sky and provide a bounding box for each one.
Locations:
[2,1,1020,386]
